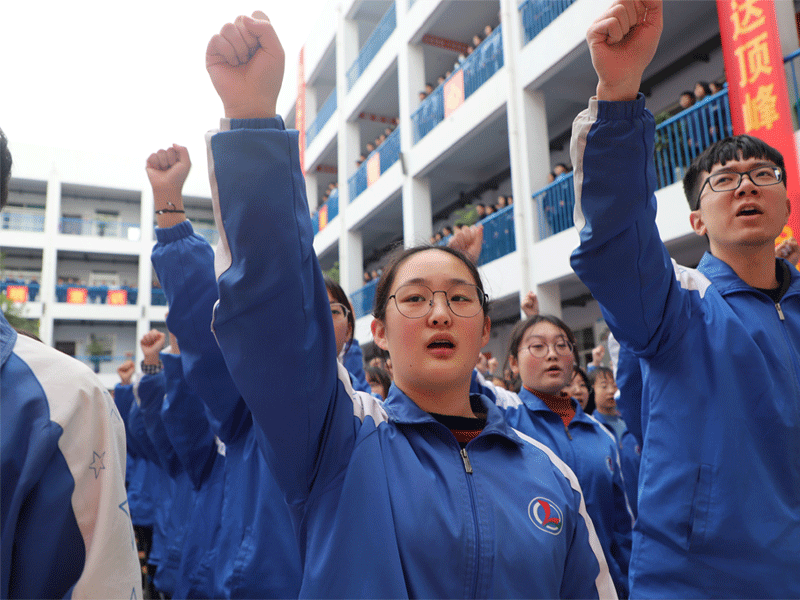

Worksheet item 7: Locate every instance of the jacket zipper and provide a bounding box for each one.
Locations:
[460,446,480,598]
[776,301,785,320]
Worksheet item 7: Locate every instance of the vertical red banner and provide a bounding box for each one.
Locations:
[717,0,800,241]
[296,47,306,172]
[444,70,465,119]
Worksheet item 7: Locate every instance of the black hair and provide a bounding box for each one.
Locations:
[372,245,488,322]
[694,81,712,97]
[571,365,595,414]
[683,135,786,210]
[365,366,391,399]
[1,127,12,210]
[589,366,615,387]
[324,276,355,354]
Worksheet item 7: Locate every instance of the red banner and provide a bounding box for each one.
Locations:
[67,287,88,304]
[6,285,28,303]
[296,46,306,172]
[319,205,328,230]
[107,289,128,305]
[444,70,465,119]
[717,0,800,241]
[367,153,381,187]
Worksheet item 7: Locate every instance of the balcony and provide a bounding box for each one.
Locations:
[351,278,378,319]
[476,204,515,266]
[1,209,45,232]
[59,217,141,241]
[348,127,401,202]
[1,279,41,302]
[519,0,576,46]
[346,4,396,92]
[534,89,735,240]
[411,26,504,144]
[54,283,138,305]
[311,188,340,235]
[307,88,338,147]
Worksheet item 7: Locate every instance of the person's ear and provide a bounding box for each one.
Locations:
[689,208,707,237]
[508,354,519,377]
[371,319,389,351]
[481,316,491,347]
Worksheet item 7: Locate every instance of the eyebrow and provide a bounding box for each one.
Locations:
[523,333,568,344]
[710,161,774,174]
[400,277,473,287]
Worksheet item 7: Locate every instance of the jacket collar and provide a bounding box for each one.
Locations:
[517,386,595,426]
[1,313,18,368]
[698,251,800,296]
[383,383,524,447]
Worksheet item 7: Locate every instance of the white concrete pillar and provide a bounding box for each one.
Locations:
[306,171,320,213]
[535,281,562,319]
[402,176,432,247]
[340,228,364,295]
[136,187,154,365]
[38,170,61,346]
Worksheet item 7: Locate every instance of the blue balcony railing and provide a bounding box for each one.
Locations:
[195,227,220,245]
[1,210,45,232]
[346,4,396,91]
[519,0,576,45]
[411,26,504,143]
[535,174,575,239]
[307,88,337,146]
[653,89,732,189]
[59,217,140,240]
[477,204,515,266]
[351,278,378,319]
[1,279,41,301]
[311,188,340,235]
[347,126,401,202]
[54,283,138,305]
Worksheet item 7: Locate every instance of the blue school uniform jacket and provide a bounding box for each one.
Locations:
[570,94,800,598]
[205,116,616,598]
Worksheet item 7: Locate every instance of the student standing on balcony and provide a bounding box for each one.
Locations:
[571,0,800,596]
[203,11,615,598]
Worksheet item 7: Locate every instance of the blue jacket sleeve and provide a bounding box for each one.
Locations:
[569,96,693,357]
[343,339,371,394]
[151,220,250,445]
[208,117,354,504]
[136,371,183,478]
[127,394,162,467]
[114,383,143,458]
[160,353,217,490]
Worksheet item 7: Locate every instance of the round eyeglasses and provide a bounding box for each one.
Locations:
[695,165,783,208]
[330,303,350,321]
[387,283,487,319]
[525,339,574,358]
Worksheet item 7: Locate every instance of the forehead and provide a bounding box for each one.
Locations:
[392,250,476,290]
[706,155,773,175]
[523,321,567,341]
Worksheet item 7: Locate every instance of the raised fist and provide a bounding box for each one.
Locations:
[521,291,539,318]
[140,329,166,363]
[117,359,135,385]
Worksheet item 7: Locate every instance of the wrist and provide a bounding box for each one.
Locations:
[141,358,163,375]
[142,354,161,366]
[595,81,640,102]
[224,101,276,120]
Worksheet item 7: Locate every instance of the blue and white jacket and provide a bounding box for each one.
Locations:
[152,220,302,599]
[570,94,800,598]
[1,314,141,599]
[473,374,633,597]
[206,117,616,598]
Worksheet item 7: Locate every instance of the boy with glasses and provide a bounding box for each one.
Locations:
[570,0,799,597]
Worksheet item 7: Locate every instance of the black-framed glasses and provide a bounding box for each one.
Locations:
[695,165,783,208]
[330,303,350,321]
[388,283,487,319]
[525,339,574,358]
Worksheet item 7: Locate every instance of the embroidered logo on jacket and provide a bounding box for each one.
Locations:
[529,497,563,535]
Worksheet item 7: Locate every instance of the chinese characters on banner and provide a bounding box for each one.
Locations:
[717,0,800,240]
[107,289,128,305]
[6,285,28,303]
[366,153,381,187]
[67,287,88,304]
[444,70,465,119]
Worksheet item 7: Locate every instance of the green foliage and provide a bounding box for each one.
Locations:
[453,204,479,227]
[1,291,39,337]
[323,261,340,284]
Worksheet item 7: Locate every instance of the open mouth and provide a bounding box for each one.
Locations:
[736,206,763,216]
[427,339,455,349]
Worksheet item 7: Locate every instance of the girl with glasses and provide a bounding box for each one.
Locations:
[474,315,634,598]
[204,12,614,598]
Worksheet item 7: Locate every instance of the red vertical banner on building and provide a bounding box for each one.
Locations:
[444,70,465,119]
[296,47,306,172]
[366,153,381,186]
[718,0,800,241]
[6,285,28,303]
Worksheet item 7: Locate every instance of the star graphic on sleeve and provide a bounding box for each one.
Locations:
[119,499,137,550]
[89,451,106,478]
[130,586,137,600]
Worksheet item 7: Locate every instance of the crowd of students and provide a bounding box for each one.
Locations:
[3,1,799,598]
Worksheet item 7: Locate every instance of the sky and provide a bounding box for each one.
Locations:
[1,0,328,185]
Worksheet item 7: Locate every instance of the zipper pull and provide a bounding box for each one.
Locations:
[460,447,473,474]
[776,302,785,321]
[564,423,572,440]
